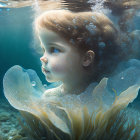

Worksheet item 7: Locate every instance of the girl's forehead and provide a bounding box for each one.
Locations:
[38,28,79,52]
[39,29,57,40]
[38,29,63,46]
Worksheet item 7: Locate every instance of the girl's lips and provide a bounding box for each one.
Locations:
[42,67,50,73]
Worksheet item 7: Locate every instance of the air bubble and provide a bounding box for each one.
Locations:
[89,23,96,28]
[121,77,124,80]
[72,18,76,24]
[92,16,96,21]
[98,42,105,48]
[8,136,13,140]
[32,81,36,87]
[44,84,47,88]
[86,23,96,35]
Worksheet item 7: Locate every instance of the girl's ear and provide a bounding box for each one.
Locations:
[82,50,95,67]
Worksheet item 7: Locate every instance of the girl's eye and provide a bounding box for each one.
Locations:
[50,47,60,53]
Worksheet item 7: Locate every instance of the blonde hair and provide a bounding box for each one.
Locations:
[34,10,124,81]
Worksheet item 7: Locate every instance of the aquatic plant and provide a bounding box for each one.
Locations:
[17,80,140,140]
[3,65,140,140]
[19,102,140,140]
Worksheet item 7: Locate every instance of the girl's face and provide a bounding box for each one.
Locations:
[38,28,84,83]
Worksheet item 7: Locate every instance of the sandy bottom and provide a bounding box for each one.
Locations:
[0,99,29,140]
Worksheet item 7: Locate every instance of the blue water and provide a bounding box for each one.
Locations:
[0,2,140,140]
[0,7,46,98]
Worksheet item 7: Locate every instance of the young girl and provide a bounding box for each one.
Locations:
[3,8,140,140]
[31,9,140,112]
[35,10,123,96]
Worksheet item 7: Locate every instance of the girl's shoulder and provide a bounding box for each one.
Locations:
[41,84,63,99]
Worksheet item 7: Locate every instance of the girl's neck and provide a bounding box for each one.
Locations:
[61,77,94,95]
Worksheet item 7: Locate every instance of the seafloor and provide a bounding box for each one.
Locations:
[0,99,29,140]
[0,94,140,140]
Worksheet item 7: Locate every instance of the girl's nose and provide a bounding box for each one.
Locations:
[40,56,48,63]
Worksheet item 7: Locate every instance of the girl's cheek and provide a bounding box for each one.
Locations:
[51,61,68,74]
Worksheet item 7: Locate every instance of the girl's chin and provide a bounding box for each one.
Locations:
[44,73,63,83]
[45,77,57,83]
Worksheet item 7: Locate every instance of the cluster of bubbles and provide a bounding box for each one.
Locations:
[88,0,105,13]
[98,42,106,48]
[86,22,96,35]
[72,18,77,24]
[92,15,96,22]
[31,80,48,89]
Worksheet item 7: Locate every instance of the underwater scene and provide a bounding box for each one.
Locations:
[0,0,140,140]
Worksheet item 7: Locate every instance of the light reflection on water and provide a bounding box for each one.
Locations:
[0,0,96,12]
[0,2,7,7]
